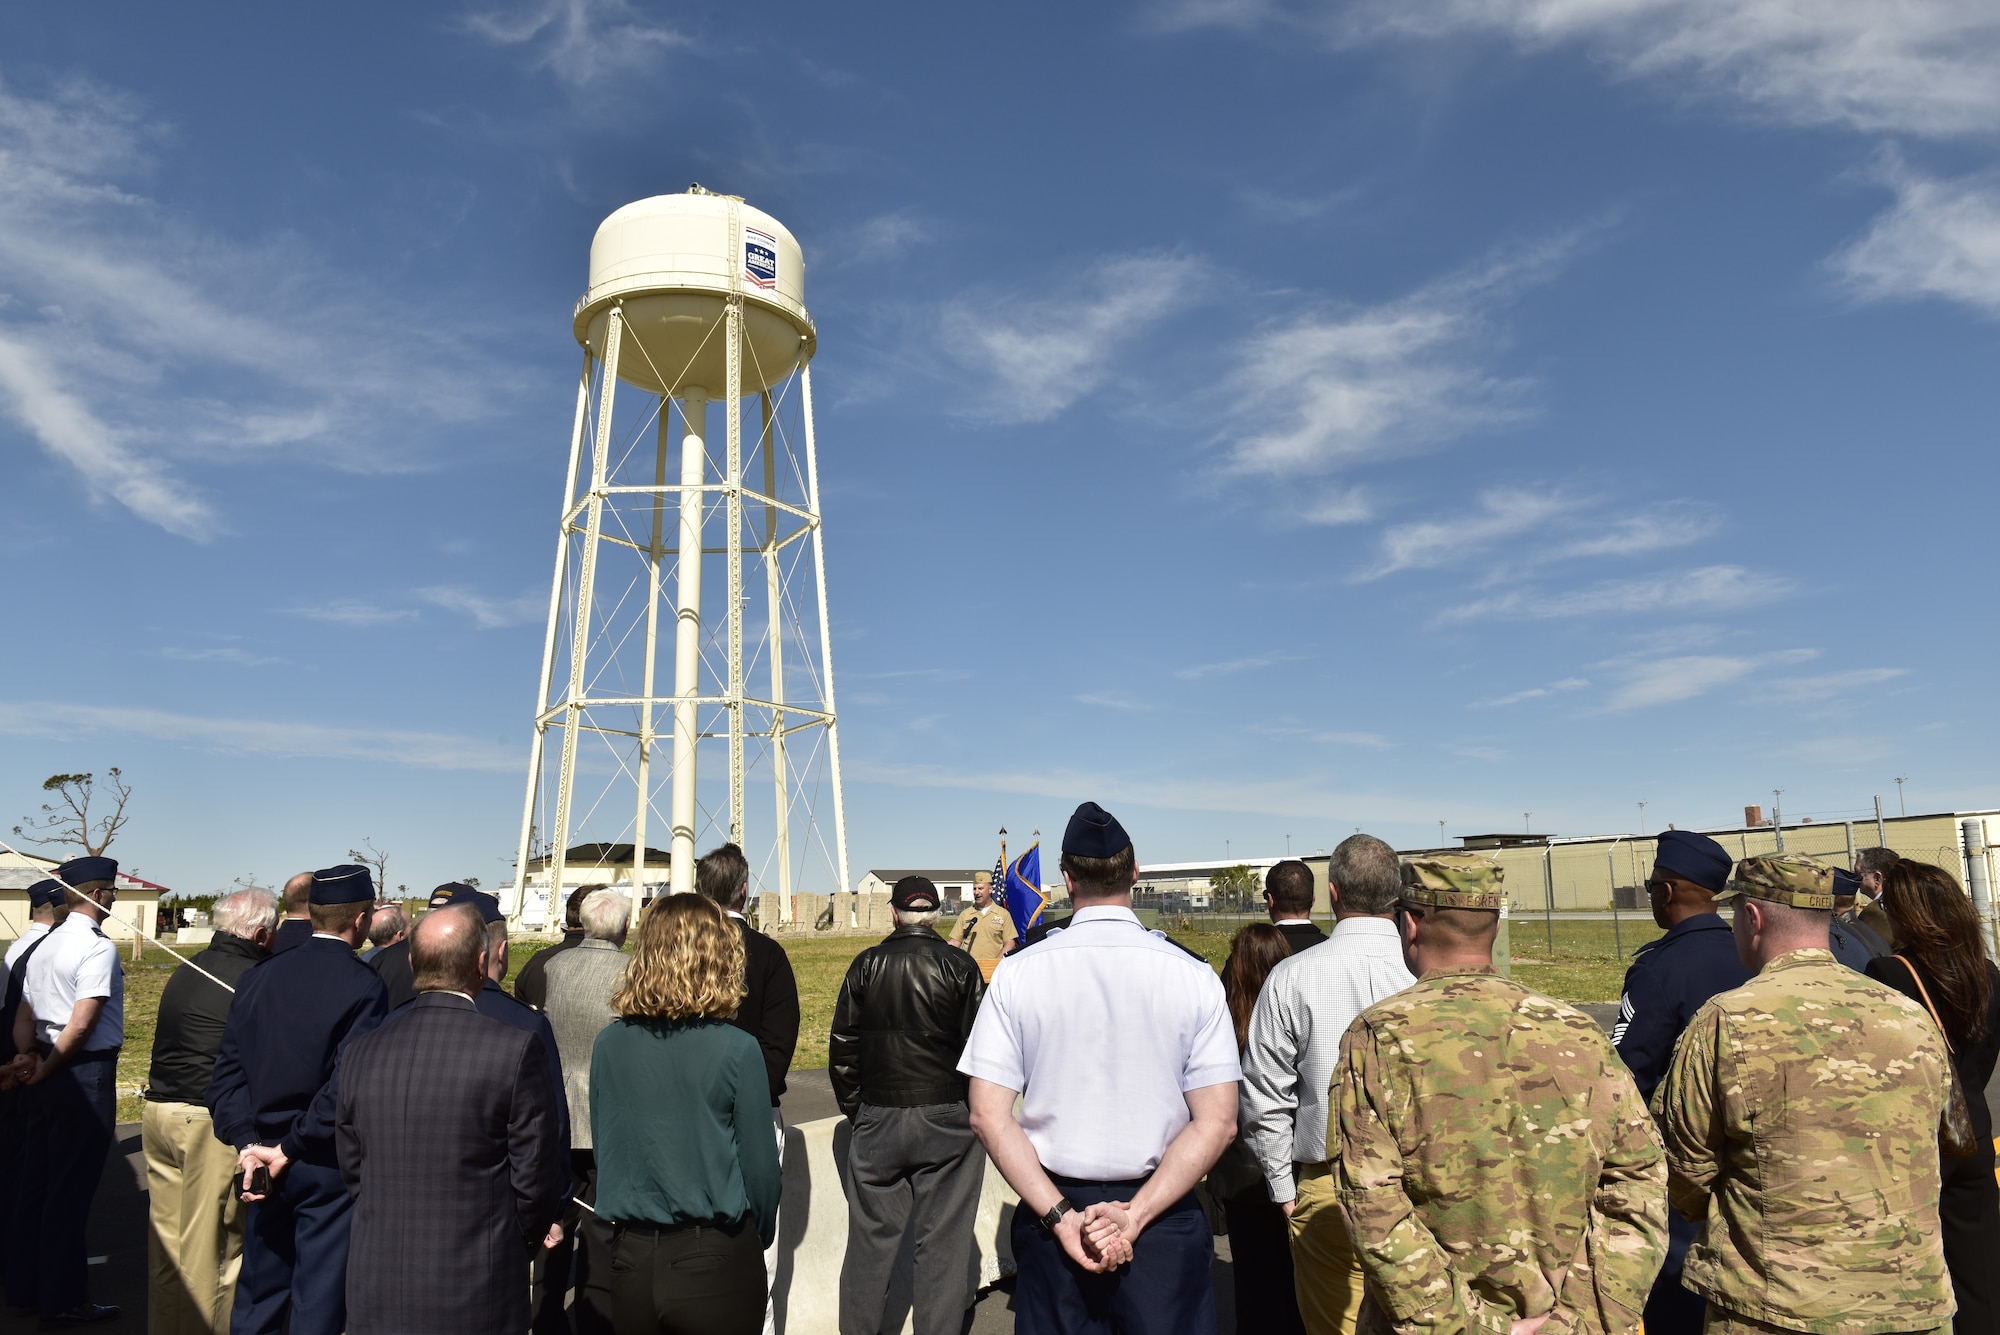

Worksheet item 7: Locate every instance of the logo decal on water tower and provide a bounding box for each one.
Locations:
[744,227,778,289]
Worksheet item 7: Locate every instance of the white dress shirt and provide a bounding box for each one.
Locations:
[23,911,125,1051]
[2,920,52,1010]
[1238,915,1413,1202]
[957,905,1240,1181]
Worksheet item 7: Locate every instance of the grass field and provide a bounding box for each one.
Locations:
[22,919,1662,1122]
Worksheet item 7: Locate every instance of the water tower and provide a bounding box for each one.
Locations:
[509,186,850,924]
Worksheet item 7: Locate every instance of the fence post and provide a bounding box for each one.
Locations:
[1607,839,1623,960]
[1875,796,1888,850]
[1543,848,1555,955]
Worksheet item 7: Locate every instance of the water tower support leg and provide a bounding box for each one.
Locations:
[634,404,670,902]
[802,367,853,924]
[514,349,594,922]
[550,310,624,910]
[669,387,708,896]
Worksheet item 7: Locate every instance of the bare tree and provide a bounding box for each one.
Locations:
[347,838,389,895]
[13,769,133,856]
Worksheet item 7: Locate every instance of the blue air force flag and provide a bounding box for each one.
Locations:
[998,843,1045,939]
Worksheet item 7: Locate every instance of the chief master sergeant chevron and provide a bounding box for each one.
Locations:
[958,800,1240,1335]
[1331,853,1667,1335]
[206,863,388,1335]
[1654,854,1955,1335]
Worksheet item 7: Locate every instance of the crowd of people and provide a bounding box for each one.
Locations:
[0,801,1992,1335]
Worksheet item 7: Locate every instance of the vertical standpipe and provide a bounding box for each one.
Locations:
[670,388,708,897]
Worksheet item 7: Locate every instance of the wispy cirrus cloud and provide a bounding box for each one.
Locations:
[1471,676,1591,708]
[1760,666,1908,703]
[939,253,1208,424]
[1831,159,2000,317]
[460,0,689,86]
[1075,691,1154,711]
[416,585,542,630]
[1152,0,2000,138]
[1599,647,1815,710]
[284,599,419,627]
[1222,233,1584,477]
[1363,488,1716,581]
[1439,564,1792,622]
[0,77,510,537]
[156,646,284,667]
[1173,652,1301,680]
[0,700,514,771]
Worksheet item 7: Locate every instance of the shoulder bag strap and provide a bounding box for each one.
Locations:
[1892,954,1956,1057]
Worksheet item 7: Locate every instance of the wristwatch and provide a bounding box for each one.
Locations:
[1038,1198,1077,1233]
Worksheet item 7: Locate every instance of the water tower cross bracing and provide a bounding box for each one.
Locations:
[511,186,850,923]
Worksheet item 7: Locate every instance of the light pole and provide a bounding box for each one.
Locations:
[1524,812,1532,835]
[1286,833,1292,856]
[1771,789,1785,853]
[1637,802,1647,836]
[1895,776,1907,817]
[1438,819,1447,847]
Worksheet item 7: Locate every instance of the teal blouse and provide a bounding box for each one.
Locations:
[589,1016,782,1247]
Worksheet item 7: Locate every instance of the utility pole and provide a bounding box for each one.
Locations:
[1895,776,1908,817]
[1772,790,1785,853]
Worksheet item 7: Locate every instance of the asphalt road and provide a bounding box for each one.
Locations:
[62,1029,2000,1335]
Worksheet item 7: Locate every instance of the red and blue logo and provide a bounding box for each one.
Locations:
[744,228,778,289]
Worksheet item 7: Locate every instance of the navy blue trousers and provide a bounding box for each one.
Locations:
[1011,1175,1216,1335]
[3,1052,117,1318]
[232,1159,352,1335]
[1644,1209,1707,1335]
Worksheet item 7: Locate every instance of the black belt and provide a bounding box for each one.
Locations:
[33,1045,119,1064]
[608,1215,747,1238]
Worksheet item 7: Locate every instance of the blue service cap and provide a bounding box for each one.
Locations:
[27,878,66,909]
[1062,801,1132,860]
[1832,867,1861,899]
[56,856,118,886]
[1654,829,1731,894]
[309,865,375,906]
[428,883,504,925]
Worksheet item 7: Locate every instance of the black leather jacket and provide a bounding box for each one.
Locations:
[829,925,985,1119]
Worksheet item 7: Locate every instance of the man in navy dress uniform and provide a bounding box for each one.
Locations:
[1612,828,1752,1335]
[207,864,387,1335]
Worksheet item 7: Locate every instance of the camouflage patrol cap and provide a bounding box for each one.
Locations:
[1715,853,1835,910]
[1399,854,1504,911]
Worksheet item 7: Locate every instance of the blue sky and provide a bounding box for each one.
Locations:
[3,1,1999,898]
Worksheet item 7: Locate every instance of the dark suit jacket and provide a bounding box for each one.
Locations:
[271,917,313,954]
[335,992,566,1335]
[368,937,416,1010]
[730,916,800,1106]
[1276,921,1328,953]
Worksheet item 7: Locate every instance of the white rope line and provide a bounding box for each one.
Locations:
[0,836,239,995]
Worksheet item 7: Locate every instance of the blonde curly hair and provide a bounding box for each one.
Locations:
[611,892,746,1021]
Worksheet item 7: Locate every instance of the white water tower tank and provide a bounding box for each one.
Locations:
[573,186,814,397]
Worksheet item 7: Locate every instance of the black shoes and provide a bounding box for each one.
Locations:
[41,1303,121,1327]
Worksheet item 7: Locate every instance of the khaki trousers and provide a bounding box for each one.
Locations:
[1290,1162,1368,1335]
[143,1100,243,1335]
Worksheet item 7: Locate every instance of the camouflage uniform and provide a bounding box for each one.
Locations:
[1333,855,1668,1335]
[1654,855,1954,1335]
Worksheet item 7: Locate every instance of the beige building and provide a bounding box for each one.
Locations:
[0,848,165,943]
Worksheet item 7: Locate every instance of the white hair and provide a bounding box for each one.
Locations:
[580,888,632,940]
[893,907,940,928]
[214,886,280,939]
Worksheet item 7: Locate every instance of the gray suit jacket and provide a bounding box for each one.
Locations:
[335,992,566,1335]
[540,939,628,1149]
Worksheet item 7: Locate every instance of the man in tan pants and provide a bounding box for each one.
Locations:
[142,886,277,1334]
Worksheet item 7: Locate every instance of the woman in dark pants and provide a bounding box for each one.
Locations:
[1864,859,2000,1335]
[577,894,781,1335]
[1215,923,1307,1335]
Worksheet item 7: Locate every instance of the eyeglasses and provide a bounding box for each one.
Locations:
[1644,879,1673,896]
